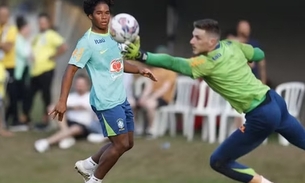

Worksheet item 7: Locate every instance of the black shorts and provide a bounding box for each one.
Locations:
[67,120,90,138]
[157,98,168,107]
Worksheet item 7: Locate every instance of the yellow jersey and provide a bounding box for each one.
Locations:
[32,29,64,76]
[0,24,17,69]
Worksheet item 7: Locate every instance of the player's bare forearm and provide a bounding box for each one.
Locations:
[59,64,78,103]
[123,60,140,74]
[51,43,68,60]
[0,42,13,53]
[145,53,193,77]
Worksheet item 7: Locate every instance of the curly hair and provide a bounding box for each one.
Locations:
[83,0,114,16]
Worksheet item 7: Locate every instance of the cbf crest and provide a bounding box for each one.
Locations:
[117,118,125,131]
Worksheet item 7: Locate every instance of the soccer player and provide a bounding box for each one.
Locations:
[124,19,305,183]
[49,0,156,183]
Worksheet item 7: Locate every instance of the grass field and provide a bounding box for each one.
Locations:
[1,132,305,183]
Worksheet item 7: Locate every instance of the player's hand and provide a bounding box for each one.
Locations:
[48,101,67,121]
[139,68,157,82]
[124,36,141,59]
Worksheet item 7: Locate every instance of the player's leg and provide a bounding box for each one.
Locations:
[273,90,305,149]
[84,103,132,183]
[210,92,280,183]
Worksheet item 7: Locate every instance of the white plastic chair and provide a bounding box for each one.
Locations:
[276,82,305,146]
[186,81,225,143]
[151,76,199,137]
[218,101,245,143]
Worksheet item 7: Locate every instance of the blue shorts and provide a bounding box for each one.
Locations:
[92,99,134,137]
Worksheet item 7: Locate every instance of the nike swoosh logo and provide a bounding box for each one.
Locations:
[100,49,108,55]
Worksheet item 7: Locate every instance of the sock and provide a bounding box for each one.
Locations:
[261,176,272,183]
[87,175,102,183]
[83,157,98,170]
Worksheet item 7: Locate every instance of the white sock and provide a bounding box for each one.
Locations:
[87,175,102,183]
[261,176,272,183]
[83,157,98,170]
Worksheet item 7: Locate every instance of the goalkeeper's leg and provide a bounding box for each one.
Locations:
[210,91,278,183]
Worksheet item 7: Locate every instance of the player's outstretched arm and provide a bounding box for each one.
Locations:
[49,64,78,121]
[124,60,158,81]
[142,53,194,77]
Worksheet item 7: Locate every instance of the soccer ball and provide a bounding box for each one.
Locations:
[110,13,139,43]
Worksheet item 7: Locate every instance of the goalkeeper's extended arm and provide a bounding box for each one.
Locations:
[136,51,193,77]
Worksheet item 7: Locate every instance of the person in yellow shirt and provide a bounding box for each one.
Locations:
[22,13,68,130]
[0,4,20,127]
[0,64,14,137]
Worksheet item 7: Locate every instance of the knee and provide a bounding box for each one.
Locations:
[209,154,224,172]
[127,140,134,151]
[113,138,131,154]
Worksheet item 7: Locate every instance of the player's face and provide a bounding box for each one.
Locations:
[90,3,111,31]
[190,28,217,55]
[39,17,50,32]
[0,7,10,25]
[75,78,89,94]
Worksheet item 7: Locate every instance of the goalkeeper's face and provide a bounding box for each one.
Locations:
[90,2,111,31]
[190,28,218,55]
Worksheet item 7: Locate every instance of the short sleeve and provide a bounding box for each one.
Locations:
[48,30,64,47]
[189,55,214,78]
[68,38,92,69]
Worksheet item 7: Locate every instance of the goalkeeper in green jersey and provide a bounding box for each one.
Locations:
[123,19,305,183]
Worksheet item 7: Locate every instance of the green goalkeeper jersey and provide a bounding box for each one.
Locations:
[145,40,270,113]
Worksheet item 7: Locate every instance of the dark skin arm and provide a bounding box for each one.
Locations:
[49,64,78,121]
[50,43,68,60]
[124,60,157,81]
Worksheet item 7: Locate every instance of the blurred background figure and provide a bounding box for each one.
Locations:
[8,15,32,132]
[0,4,20,128]
[34,74,106,153]
[134,45,177,138]
[22,12,67,131]
[223,29,239,41]
[0,63,13,137]
[237,20,267,85]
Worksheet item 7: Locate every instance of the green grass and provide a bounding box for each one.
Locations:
[1,132,305,183]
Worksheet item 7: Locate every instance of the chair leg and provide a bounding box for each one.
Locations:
[208,116,217,144]
[182,111,190,137]
[279,134,289,146]
[187,114,195,141]
[169,112,177,137]
[218,115,228,143]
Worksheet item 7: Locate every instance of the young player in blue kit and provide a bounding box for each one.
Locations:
[124,19,305,183]
[49,0,157,183]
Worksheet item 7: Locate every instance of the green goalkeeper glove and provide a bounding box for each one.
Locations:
[124,36,147,62]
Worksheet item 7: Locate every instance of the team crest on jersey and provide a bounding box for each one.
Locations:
[110,58,123,79]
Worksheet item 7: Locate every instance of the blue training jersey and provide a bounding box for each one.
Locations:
[69,29,126,110]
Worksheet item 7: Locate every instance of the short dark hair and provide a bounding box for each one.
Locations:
[83,0,114,16]
[193,19,221,38]
[38,12,51,20]
[16,16,27,31]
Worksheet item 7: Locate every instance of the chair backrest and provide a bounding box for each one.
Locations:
[134,76,150,98]
[196,80,225,111]
[276,82,305,117]
[173,76,199,107]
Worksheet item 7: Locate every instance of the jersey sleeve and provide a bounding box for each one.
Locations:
[145,53,212,79]
[48,30,64,47]
[68,38,92,69]
[231,41,254,61]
